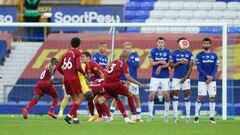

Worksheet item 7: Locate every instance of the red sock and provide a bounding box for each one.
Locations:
[99,102,111,117]
[26,98,39,111]
[69,103,79,118]
[95,103,103,118]
[88,101,94,116]
[117,101,128,118]
[49,97,59,113]
[127,96,136,115]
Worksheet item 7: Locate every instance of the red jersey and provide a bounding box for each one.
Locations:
[38,67,54,83]
[89,79,105,95]
[57,48,84,81]
[104,59,128,84]
[87,61,106,82]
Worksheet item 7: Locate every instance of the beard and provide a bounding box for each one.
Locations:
[203,46,210,51]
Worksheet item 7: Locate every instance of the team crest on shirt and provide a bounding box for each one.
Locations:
[130,55,134,59]
[206,55,210,59]
[159,53,162,56]
[211,55,215,59]
[163,52,167,56]
[176,54,179,57]
[180,54,184,57]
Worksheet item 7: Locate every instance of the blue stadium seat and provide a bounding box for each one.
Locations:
[0,40,7,65]
[125,10,136,19]
[131,19,146,22]
[130,0,156,2]
[228,27,240,33]
[140,2,154,10]
[126,27,141,32]
[135,10,150,19]
[126,2,140,10]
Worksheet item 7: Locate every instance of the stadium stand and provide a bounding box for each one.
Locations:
[125,0,240,33]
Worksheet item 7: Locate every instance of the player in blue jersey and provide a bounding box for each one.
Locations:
[194,37,219,124]
[91,42,108,69]
[109,42,142,121]
[169,37,193,123]
[147,37,171,122]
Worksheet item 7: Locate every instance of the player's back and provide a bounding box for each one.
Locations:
[105,59,128,84]
[88,61,106,81]
[38,68,52,84]
[58,48,81,81]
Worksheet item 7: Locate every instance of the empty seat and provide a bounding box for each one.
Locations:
[126,27,141,32]
[198,2,213,10]
[183,2,198,10]
[149,10,165,19]
[125,10,136,19]
[169,2,183,10]
[179,10,194,19]
[232,20,240,26]
[155,27,170,33]
[135,10,149,19]
[141,27,156,33]
[185,27,200,34]
[154,2,169,10]
[175,19,190,23]
[140,2,154,10]
[164,10,179,19]
[160,18,175,23]
[204,19,219,23]
[170,27,185,33]
[212,2,226,11]
[194,11,208,19]
[131,19,146,22]
[208,11,222,19]
[126,2,140,10]
[219,19,233,26]
[222,11,238,19]
[190,19,204,23]
[227,2,240,11]
[145,19,161,23]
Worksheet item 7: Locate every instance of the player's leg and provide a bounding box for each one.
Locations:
[161,79,171,123]
[194,81,207,124]
[93,95,104,122]
[87,100,96,121]
[110,98,117,116]
[47,85,59,119]
[147,78,159,122]
[172,79,180,122]
[97,94,112,120]
[22,85,43,119]
[182,79,191,123]
[208,81,217,124]
[58,86,70,117]
[129,82,142,121]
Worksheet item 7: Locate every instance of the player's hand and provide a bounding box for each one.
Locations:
[179,59,188,65]
[156,66,161,75]
[207,76,213,82]
[140,84,148,89]
[206,79,211,84]
[49,79,56,85]
[180,77,187,84]
[159,61,166,65]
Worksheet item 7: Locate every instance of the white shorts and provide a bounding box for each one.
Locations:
[198,81,217,96]
[149,78,170,92]
[128,82,139,95]
[172,78,191,91]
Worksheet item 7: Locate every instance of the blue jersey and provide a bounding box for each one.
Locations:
[120,52,140,80]
[195,51,219,82]
[91,52,108,68]
[149,48,171,78]
[170,50,193,79]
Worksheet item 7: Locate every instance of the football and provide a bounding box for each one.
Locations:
[179,39,190,49]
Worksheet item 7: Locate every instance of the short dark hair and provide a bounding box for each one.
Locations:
[202,37,211,44]
[157,37,165,41]
[71,37,81,48]
[82,51,91,59]
[177,37,187,43]
[50,57,58,65]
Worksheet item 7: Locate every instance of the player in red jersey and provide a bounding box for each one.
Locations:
[57,37,85,124]
[22,58,59,119]
[85,79,137,123]
[81,51,106,121]
[97,50,147,123]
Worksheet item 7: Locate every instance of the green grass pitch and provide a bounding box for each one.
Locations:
[0,115,239,135]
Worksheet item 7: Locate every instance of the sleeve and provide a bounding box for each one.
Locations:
[211,54,219,80]
[91,53,98,63]
[127,53,140,69]
[57,56,63,75]
[122,62,129,75]
[149,49,155,60]
[189,51,194,62]
[167,50,171,62]
[169,51,175,62]
[195,53,208,77]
